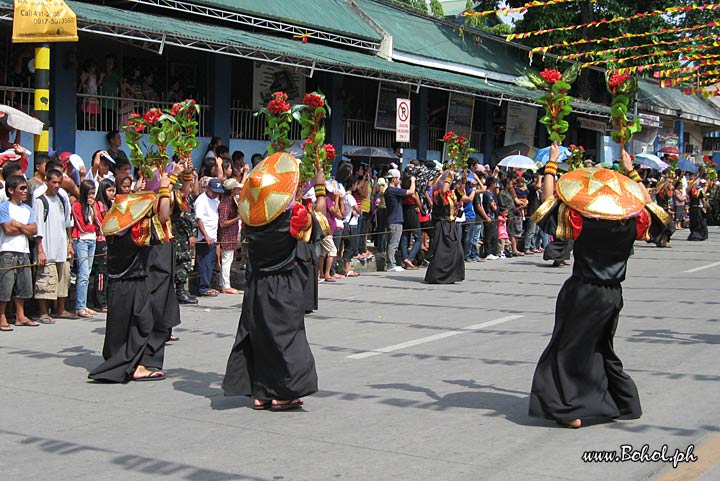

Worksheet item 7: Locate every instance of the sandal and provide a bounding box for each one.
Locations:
[36,315,56,325]
[1,324,14,332]
[200,289,219,297]
[270,399,304,411]
[323,277,336,283]
[132,371,166,382]
[222,288,241,294]
[76,310,94,318]
[52,311,79,320]
[15,319,40,327]
[345,271,360,277]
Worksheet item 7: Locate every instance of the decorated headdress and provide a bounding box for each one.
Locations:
[553,167,647,220]
[101,192,157,235]
[237,151,300,227]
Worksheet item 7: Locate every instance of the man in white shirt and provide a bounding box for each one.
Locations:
[194,178,223,296]
[33,169,75,322]
[0,175,38,330]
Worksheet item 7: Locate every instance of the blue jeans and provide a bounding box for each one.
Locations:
[524,219,540,251]
[463,222,481,260]
[400,229,422,263]
[195,242,216,294]
[73,238,96,311]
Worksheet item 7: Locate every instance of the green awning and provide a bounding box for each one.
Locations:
[187,0,381,42]
[0,0,609,117]
[638,80,720,127]
[355,0,527,79]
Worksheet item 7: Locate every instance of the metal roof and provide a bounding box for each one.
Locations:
[355,0,527,80]
[0,0,609,117]
[150,0,382,42]
[638,80,720,127]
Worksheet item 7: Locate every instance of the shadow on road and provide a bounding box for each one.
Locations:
[0,428,267,480]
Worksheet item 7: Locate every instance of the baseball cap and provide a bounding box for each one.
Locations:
[208,178,224,193]
[223,178,241,190]
[387,168,401,179]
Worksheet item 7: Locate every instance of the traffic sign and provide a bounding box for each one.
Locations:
[396,98,410,143]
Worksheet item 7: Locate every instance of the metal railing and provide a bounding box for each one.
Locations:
[230,103,302,140]
[76,93,210,135]
[0,86,35,117]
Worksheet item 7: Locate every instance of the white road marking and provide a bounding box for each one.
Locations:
[683,261,720,274]
[347,315,524,359]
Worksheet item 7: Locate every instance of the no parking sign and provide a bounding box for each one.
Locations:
[396,98,410,143]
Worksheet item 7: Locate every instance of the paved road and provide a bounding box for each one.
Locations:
[1,228,719,481]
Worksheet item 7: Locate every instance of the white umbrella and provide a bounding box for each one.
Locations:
[498,154,538,171]
[0,104,44,135]
[635,153,669,171]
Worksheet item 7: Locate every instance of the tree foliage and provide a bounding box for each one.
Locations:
[429,0,444,19]
[498,0,719,98]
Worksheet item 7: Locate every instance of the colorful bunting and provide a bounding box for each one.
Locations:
[461,0,592,19]
[529,20,719,58]
[506,3,720,41]
[581,44,720,68]
[557,35,719,61]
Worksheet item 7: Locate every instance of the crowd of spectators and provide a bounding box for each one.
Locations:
[0,127,717,330]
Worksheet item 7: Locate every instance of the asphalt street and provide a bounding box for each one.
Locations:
[1,228,719,481]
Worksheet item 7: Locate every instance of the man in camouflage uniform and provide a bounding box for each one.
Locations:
[172,187,198,304]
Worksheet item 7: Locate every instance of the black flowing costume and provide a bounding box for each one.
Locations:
[295,215,322,312]
[89,233,169,382]
[223,210,318,400]
[687,189,708,241]
[147,241,181,330]
[529,203,662,423]
[425,190,464,284]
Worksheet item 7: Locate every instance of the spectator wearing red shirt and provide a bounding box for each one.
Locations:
[71,180,101,317]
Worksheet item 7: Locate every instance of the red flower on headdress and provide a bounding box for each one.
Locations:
[539,68,562,84]
[608,72,631,94]
[171,103,183,116]
[143,108,162,124]
[443,131,455,142]
[272,92,288,101]
[324,144,336,161]
[267,98,291,115]
[303,93,325,109]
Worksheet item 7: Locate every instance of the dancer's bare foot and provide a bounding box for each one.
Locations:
[560,418,582,429]
[132,365,166,381]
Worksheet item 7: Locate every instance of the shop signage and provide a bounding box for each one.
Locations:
[12,0,78,43]
[375,83,411,131]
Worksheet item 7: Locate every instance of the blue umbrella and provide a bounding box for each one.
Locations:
[534,145,571,164]
[677,159,699,173]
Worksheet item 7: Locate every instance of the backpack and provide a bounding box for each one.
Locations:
[37,193,68,223]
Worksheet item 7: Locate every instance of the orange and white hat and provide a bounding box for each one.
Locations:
[556,167,646,220]
[237,152,300,227]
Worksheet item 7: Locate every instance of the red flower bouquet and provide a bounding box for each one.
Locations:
[515,63,580,144]
[292,91,335,181]
[606,71,641,149]
[442,131,476,169]
[123,98,200,177]
[255,91,294,155]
